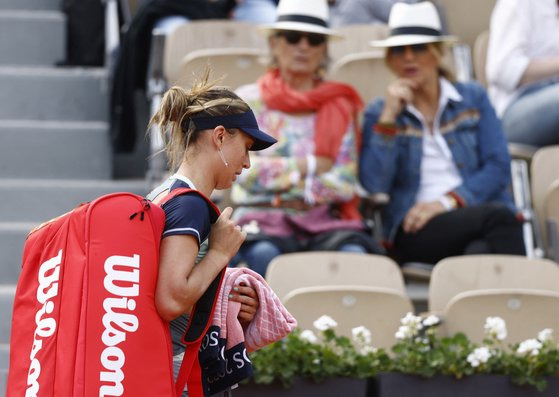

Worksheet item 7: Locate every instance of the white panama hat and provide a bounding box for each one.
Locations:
[370,2,456,47]
[262,0,340,37]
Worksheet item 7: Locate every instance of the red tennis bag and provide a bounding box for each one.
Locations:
[6,190,224,397]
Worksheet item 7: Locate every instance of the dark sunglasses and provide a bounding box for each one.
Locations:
[389,43,429,56]
[276,30,327,47]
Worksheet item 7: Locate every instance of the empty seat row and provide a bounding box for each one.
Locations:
[264,252,559,349]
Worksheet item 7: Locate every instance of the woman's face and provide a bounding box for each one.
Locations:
[216,130,254,190]
[386,43,440,87]
[270,30,327,79]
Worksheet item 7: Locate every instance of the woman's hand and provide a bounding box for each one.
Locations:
[208,207,246,264]
[379,78,418,123]
[402,201,446,234]
[230,282,259,327]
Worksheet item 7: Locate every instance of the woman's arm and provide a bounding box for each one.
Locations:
[486,0,531,91]
[359,99,399,195]
[451,85,512,206]
[155,207,246,321]
[519,57,559,86]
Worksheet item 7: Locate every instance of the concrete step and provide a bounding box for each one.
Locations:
[0,0,59,11]
[0,368,7,397]
[0,343,8,371]
[0,120,112,179]
[0,67,109,122]
[0,179,149,284]
[0,286,15,345]
[0,223,34,284]
[0,10,65,66]
[0,179,149,223]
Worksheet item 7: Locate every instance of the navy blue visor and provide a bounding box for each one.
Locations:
[190,109,276,151]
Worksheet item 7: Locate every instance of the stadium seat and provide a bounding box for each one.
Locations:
[473,30,489,86]
[265,252,405,302]
[171,47,268,90]
[328,23,389,65]
[544,179,559,262]
[531,146,559,258]
[443,288,559,344]
[162,20,267,87]
[434,0,497,52]
[428,254,559,314]
[328,51,394,103]
[283,285,413,349]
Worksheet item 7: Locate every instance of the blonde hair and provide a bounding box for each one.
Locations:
[429,42,456,82]
[149,71,250,172]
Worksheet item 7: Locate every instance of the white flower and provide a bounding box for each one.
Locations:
[484,316,507,341]
[538,328,553,343]
[422,314,441,327]
[242,220,260,234]
[351,326,372,345]
[313,315,338,331]
[312,358,321,365]
[467,346,492,368]
[517,338,543,356]
[300,329,318,344]
[401,312,424,330]
[395,312,423,340]
[359,345,378,355]
[395,325,415,340]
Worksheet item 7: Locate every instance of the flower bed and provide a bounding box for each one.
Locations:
[247,314,559,394]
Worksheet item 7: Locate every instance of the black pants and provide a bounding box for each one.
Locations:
[393,203,526,265]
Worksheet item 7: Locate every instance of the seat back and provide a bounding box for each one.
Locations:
[283,285,413,349]
[434,0,497,51]
[328,24,389,64]
[531,145,559,256]
[163,20,267,85]
[443,289,559,344]
[328,51,395,103]
[473,30,489,86]
[428,254,559,313]
[544,179,559,262]
[171,47,268,89]
[265,252,405,302]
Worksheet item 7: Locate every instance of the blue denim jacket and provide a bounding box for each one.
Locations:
[359,81,515,242]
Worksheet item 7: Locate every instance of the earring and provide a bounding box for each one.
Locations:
[218,149,229,167]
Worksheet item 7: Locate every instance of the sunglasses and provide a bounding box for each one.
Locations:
[389,43,429,56]
[276,30,327,47]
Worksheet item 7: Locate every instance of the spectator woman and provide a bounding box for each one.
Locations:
[486,0,559,147]
[231,0,382,277]
[359,2,525,265]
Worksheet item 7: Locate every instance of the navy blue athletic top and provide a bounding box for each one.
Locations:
[148,175,219,360]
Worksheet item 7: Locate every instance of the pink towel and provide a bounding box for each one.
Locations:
[214,267,297,352]
[198,267,297,395]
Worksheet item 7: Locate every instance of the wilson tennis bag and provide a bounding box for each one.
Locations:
[7,189,224,397]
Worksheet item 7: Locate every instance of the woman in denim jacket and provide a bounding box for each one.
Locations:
[359,2,525,264]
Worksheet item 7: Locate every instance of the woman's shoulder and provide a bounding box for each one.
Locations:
[451,80,491,105]
[163,180,219,223]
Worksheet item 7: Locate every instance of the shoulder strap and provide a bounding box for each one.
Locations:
[151,186,225,396]
[152,187,221,218]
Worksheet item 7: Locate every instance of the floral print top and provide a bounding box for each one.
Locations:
[231,83,359,213]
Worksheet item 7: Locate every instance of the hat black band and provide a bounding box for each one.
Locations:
[390,26,441,37]
[277,14,328,28]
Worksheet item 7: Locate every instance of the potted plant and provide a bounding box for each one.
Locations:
[234,314,559,396]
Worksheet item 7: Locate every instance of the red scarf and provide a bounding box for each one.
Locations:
[258,68,364,160]
[258,69,364,220]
